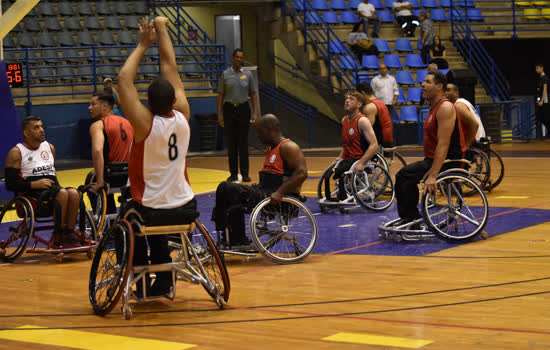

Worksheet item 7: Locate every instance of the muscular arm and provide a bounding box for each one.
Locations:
[118,18,155,143]
[455,102,479,147]
[425,102,456,192]
[363,102,377,126]
[356,117,379,172]
[272,141,308,202]
[90,121,105,188]
[5,147,53,191]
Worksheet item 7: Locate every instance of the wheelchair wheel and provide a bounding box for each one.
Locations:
[421,173,488,241]
[485,148,504,190]
[383,150,407,180]
[0,197,34,262]
[81,187,107,239]
[317,162,337,200]
[249,196,318,264]
[464,148,490,195]
[78,204,98,241]
[187,220,230,306]
[89,219,133,316]
[351,163,394,211]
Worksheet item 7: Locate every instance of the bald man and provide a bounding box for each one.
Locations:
[212,114,308,247]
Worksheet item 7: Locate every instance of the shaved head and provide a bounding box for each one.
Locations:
[256,114,282,145]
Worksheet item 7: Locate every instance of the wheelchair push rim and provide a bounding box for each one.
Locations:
[249,196,318,264]
[351,163,395,212]
[421,173,489,241]
[0,197,34,262]
[89,219,134,316]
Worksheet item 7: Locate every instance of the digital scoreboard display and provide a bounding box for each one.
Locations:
[5,62,23,88]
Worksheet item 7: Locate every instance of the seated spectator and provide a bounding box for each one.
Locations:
[4,116,84,247]
[347,29,379,61]
[419,11,435,64]
[212,114,308,246]
[430,36,449,69]
[354,0,381,38]
[392,1,419,37]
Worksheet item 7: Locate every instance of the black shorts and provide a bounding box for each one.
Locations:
[26,186,62,217]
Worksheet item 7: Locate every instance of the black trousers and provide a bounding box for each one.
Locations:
[395,158,433,221]
[331,159,358,200]
[223,102,251,177]
[211,181,265,245]
[536,104,550,139]
[396,16,418,36]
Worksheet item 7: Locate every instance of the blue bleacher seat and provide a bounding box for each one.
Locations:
[24,17,42,32]
[64,17,81,30]
[405,53,427,68]
[77,1,93,16]
[413,9,423,17]
[450,8,464,18]
[408,0,420,6]
[396,70,415,84]
[407,87,422,103]
[96,1,112,15]
[370,0,384,9]
[456,0,475,7]
[395,38,413,52]
[294,0,311,11]
[44,17,62,31]
[305,11,323,24]
[133,1,149,15]
[417,37,423,50]
[323,11,340,24]
[466,8,484,21]
[378,9,394,22]
[397,88,407,104]
[330,0,348,10]
[420,106,429,121]
[329,40,347,54]
[126,16,140,30]
[340,11,360,23]
[439,0,451,7]
[421,0,438,8]
[37,32,57,47]
[356,71,373,83]
[416,69,428,83]
[384,0,394,8]
[362,55,379,69]
[339,55,358,70]
[374,39,392,53]
[312,0,329,10]
[349,0,362,8]
[440,68,450,75]
[38,1,56,16]
[400,106,419,122]
[384,54,403,69]
[114,1,132,15]
[431,8,448,21]
[58,2,75,16]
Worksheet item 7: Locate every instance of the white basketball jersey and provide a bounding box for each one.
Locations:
[129,110,194,209]
[16,141,56,179]
[456,98,486,141]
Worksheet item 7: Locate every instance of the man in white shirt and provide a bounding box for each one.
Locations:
[445,83,483,148]
[356,0,381,38]
[392,1,419,37]
[371,64,399,119]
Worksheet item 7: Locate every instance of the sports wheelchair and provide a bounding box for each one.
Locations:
[89,201,230,320]
[217,195,318,264]
[0,182,97,263]
[81,162,129,239]
[469,137,505,191]
[378,159,489,242]
[318,153,395,213]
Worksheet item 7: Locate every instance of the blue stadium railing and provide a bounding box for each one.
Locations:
[281,0,357,92]
[269,53,335,95]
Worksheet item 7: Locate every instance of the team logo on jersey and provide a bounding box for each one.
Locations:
[40,151,49,160]
[270,154,277,163]
[28,157,33,162]
[349,128,355,135]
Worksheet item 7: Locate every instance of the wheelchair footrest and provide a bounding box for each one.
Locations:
[378,218,436,242]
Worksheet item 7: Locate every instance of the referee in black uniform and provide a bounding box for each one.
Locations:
[217,48,259,182]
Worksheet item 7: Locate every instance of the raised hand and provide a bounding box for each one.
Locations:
[138,17,156,48]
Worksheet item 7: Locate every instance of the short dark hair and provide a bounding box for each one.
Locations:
[536,63,544,68]
[428,70,448,90]
[93,92,115,108]
[232,48,244,57]
[356,82,374,95]
[21,116,41,131]
[147,77,176,116]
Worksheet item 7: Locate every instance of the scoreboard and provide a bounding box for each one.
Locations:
[5,62,23,87]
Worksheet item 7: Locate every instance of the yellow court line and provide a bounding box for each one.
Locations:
[495,196,529,199]
[0,325,196,350]
[301,191,318,194]
[323,332,433,348]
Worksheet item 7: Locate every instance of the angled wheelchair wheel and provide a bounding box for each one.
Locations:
[421,173,488,242]
[383,150,407,180]
[485,148,504,190]
[351,163,394,211]
[464,148,490,195]
[0,197,34,262]
[81,187,107,239]
[249,196,318,264]
[187,220,230,306]
[78,204,98,241]
[317,162,337,200]
[89,219,133,316]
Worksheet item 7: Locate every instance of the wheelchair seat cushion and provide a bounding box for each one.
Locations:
[105,162,129,188]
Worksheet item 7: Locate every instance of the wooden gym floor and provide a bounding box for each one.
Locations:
[0,142,549,350]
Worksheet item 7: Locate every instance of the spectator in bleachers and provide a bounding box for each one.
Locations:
[371,64,399,119]
[418,11,435,64]
[427,63,438,72]
[392,1,419,37]
[102,78,123,116]
[429,36,449,69]
[347,29,379,61]
[536,63,550,139]
[355,0,382,38]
